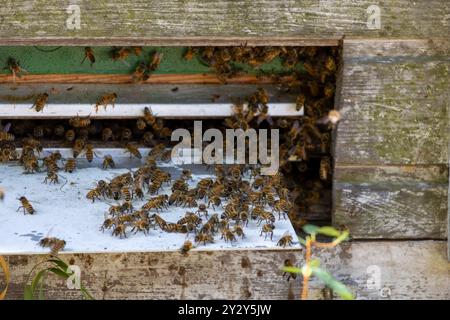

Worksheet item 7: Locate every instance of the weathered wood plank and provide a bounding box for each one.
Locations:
[335,39,450,165]
[0,1,449,42]
[2,241,448,300]
[333,165,448,239]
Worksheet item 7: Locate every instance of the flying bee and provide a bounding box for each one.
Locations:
[319,157,331,181]
[39,237,66,256]
[277,232,294,247]
[65,129,75,142]
[317,110,341,126]
[132,62,149,83]
[64,158,77,173]
[0,187,5,201]
[180,240,193,254]
[69,114,91,128]
[102,127,113,142]
[0,122,14,141]
[148,51,163,72]
[31,93,49,112]
[17,196,35,215]
[95,93,117,112]
[260,223,275,240]
[4,57,28,82]
[124,143,142,159]
[81,47,95,67]
[103,154,115,169]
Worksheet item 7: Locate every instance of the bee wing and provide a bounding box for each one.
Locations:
[2,122,11,133]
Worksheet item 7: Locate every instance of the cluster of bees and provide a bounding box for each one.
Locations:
[91,154,295,252]
[0,46,339,249]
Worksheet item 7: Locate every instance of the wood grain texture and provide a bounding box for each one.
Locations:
[2,241,448,300]
[333,165,448,239]
[335,39,450,165]
[0,1,449,43]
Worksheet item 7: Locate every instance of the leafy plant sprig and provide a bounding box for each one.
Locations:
[24,256,94,300]
[282,224,354,300]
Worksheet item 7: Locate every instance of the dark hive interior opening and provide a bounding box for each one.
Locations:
[0,45,340,239]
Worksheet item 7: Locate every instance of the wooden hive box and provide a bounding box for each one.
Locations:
[0,1,449,300]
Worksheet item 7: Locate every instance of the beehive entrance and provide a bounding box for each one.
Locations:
[0,45,339,254]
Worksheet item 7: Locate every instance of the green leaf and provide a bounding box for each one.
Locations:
[80,286,95,300]
[281,266,302,274]
[31,269,48,298]
[311,266,354,300]
[38,272,47,300]
[317,226,341,238]
[48,258,68,270]
[303,224,320,235]
[24,285,34,300]
[48,267,70,279]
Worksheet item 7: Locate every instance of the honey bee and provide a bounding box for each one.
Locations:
[183,47,197,61]
[102,127,113,142]
[143,107,157,127]
[72,138,86,158]
[282,259,297,281]
[317,110,341,125]
[221,228,236,242]
[65,129,75,142]
[180,240,193,254]
[260,223,275,240]
[132,46,143,56]
[64,158,77,173]
[81,47,95,67]
[111,47,131,62]
[131,218,150,235]
[33,125,44,138]
[274,199,292,220]
[136,118,147,130]
[121,186,132,202]
[0,187,5,201]
[148,52,163,71]
[54,124,65,137]
[121,128,133,141]
[319,157,331,181]
[85,143,97,162]
[132,62,149,83]
[39,237,66,256]
[69,114,91,128]
[17,196,35,215]
[295,94,305,112]
[0,122,14,141]
[102,155,115,169]
[195,232,214,245]
[100,218,115,232]
[233,224,245,239]
[195,203,208,218]
[44,171,60,184]
[124,143,142,159]
[277,232,294,247]
[95,93,117,112]
[31,93,49,112]
[86,187,102,203]
[112,223,127,238]
[4,57,28,82]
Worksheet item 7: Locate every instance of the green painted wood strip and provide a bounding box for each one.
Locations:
[0,46,301,75]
